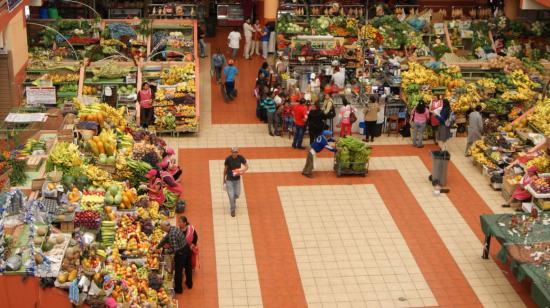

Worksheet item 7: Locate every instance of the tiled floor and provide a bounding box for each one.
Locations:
[168,40,536,308]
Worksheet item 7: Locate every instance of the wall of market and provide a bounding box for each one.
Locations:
[4,9,29,105]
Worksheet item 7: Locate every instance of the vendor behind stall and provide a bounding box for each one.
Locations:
[502,166,538,211]
[144,169,165,205]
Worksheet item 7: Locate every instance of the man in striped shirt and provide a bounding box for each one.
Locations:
[261,92,277,136]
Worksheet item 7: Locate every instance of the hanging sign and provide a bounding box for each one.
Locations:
[26,87,57,106]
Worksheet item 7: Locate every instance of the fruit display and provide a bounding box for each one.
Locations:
[530,177,550,194]
[527,98,550,135]
[160,63,195,86]
[46,142,82,173]
[80,191,105,211]
[525,156,550,173]
[85,164,112,187]
[20,138,46,156]
[75,210,101,229]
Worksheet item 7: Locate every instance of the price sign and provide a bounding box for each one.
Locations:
[26,87,57,106]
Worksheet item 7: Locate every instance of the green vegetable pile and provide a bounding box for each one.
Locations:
[335,137,372,171]
[9,158,28,186]
[91,61,131,79]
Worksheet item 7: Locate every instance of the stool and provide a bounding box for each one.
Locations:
[387,115,401,136]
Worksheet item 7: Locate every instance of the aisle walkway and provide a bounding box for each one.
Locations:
[167,37,535,308]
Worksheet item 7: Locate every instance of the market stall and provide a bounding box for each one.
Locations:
[481,213,550,308]
[0,117,182,306]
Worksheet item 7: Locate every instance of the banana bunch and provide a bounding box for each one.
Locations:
[472,153,496,169]
[175,79,196,93]
[526,155,550,172]
[474,140,488,151]
[502,87,537,102]
[119,133,134,150]
[99,104,127,129]
[402,62,440,90]
[280,72,289,81]
[161,64,195,85]
[527,98,550,135]
[114,153,132,180]
[85,164,112,187]
[508,70,538,89]
[358,24,378,41]
[476,78,496,93]
[21,138,46,155]
[345,18,357,30]
[452,83,481,112]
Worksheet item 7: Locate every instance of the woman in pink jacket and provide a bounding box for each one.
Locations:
[410,101,430,148]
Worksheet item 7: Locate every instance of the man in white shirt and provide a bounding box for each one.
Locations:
[242,18,254,59]
[228,27,242,60]
[331,67,346,90]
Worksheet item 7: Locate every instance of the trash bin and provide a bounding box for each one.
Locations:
[430,150,450,186]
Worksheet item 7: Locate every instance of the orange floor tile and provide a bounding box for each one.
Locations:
[206,29,264,125]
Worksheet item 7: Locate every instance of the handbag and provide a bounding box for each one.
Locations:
[349,111,357,124]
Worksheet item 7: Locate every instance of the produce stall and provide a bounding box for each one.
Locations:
[481,213,550,308]
[0,111,182,306]
[24,18,200,134]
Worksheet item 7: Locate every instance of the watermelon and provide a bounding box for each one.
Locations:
[114,193,122,205]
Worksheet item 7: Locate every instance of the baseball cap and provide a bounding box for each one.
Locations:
[323,130,333,136]
[231,147,239,153]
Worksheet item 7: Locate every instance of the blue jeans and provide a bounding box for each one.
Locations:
[225,81,235,97]
[225,180,241,212]
[413,122,426,146]
[293,125,305,148]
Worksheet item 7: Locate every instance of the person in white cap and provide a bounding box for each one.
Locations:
[223,147,249,217]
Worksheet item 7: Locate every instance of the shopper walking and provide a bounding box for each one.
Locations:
[243,18,254,59]
[223,148,249,217]
[410,100,430,148]
[156,221,192,293]
[252,19,262,56]
[223,59,238,100]
[292,99,308,149]
[429,95,443,143]
[179,216,199,270]
[363,96,380,142]
[465,105,483,156]
[138,82,154,128]
[435,99,453,150]
[228,27,241,59]
[338,98,356,137]
[211,49,226,83]
[261,92,277,136]
[307,103,325,144]
[198,24,206,58]
[302,130,336,178]
[260,24,270,59]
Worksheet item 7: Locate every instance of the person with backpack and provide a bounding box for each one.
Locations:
[410,100,430,148]
[435,99,454,150]
[363,96,380,142]
[211,49,226,83]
